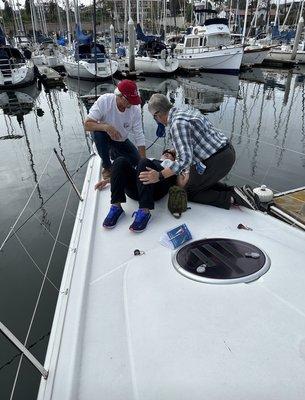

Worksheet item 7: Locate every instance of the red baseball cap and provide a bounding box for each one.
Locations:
[117,80,141,105]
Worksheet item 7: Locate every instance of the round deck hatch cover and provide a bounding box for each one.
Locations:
[172,238,270,284]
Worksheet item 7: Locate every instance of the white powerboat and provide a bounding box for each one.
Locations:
[174,3,243,74]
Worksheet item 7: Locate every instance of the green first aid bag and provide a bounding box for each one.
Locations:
[167,186,188,219]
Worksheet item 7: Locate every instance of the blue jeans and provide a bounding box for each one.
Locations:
[91,131,140,169]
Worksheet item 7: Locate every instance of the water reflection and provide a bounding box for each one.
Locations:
[177,73,239,113]
[21,120,50,228]
[137,77,179,103]
[65,77,115,98]
[0,83,50,227]
[0,83,40,139]
[139,68,305,191]
[46,68,305,191]
[45,90,66,161]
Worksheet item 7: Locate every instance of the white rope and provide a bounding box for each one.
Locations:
[30,209,70,249]
[9,148,85,399]
[9,182,74,400]
[0,151,54,252]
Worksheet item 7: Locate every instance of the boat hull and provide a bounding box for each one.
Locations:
[0,61,35,89]
[135,56,179,74]
[32,54,64,68]
[118,56,179,75]
[265,48,305,64]
[63,58,119,80]
[176,46,243,73]
[242,47,270,66]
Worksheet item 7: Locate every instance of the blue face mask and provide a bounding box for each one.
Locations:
[156,122,166,137]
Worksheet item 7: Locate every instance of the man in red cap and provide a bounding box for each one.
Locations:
[84,80,146,180]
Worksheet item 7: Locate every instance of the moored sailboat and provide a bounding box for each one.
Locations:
[63,43,119,80]
[0,26,35,88]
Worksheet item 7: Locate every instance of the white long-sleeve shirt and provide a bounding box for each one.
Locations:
[87,93,145,147]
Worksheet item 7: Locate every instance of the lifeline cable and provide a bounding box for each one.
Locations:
[0,153,94,251]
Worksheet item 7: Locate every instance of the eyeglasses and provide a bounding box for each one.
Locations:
[153,111,160,120]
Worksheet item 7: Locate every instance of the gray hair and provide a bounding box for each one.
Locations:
[148,93,172,115]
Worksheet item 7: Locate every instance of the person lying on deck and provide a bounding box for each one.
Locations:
[96,149,188,233]
[143,93,259,211]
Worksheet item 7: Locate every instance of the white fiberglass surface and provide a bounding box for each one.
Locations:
[45,156,305,400]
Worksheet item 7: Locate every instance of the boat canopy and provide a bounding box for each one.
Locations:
[136,23,165,43]
[74,43,106,62]
[205,17,228,26]
[0,46,25,62]
[137,40,167,57]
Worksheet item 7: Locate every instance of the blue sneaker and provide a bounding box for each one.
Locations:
[103,205,124,229]
[129,209,151,233]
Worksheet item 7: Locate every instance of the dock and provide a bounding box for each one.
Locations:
[36,66,63,85]
[269,187,305,230]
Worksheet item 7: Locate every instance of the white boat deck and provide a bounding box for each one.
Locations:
[38,154,305,400]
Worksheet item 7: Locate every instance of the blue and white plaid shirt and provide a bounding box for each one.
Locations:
[168,106,229,174]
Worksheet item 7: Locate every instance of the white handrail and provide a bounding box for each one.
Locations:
[0,321,48,379]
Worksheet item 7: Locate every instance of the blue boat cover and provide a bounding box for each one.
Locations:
[136,23,164,43]
[75,24,92,45]
[0,25,6,45]
[272,24,296,43]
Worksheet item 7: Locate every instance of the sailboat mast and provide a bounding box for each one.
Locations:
[300,0,305,19]
[274,0,280,27]
[93,0,97,98]
[229,0,233,30]
[163,0,166,36]
[65,0,72,47]
[29,0,37,43]
[57,2,63,35]
[136,0,140,24]
[242,0,249,44]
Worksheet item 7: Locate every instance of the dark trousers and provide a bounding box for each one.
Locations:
[92,131,140,169]
[111,157,176,210]
[186,144,236,209]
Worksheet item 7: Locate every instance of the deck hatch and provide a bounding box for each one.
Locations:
[172,238,270,284]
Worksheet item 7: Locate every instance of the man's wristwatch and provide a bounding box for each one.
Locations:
[159,171,165,181]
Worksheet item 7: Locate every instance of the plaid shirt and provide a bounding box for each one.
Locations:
[168,107,229,174]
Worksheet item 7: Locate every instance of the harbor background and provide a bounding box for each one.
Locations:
[0,67,305,399]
